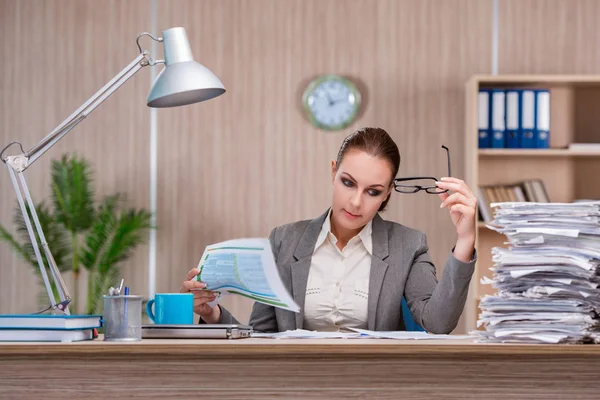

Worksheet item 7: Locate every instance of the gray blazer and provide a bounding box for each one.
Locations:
[216,209,476,334]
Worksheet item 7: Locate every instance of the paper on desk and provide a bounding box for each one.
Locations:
[193,238,300,312]
[349,328,472,340]
[250,328,472,340]
[251,329,362,339]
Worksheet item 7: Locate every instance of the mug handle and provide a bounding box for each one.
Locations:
[146,299,156,322]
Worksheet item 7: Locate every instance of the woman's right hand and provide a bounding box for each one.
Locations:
[180,268,221,323]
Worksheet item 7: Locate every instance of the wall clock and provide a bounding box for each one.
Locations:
[302,74,362,131]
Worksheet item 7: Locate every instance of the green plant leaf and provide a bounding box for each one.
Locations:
[0,224,34,265]
[1,201,71,273]
[51,154,95,233]
[101,208,153,271]
[80,195,152,274]
[35,279,61,311]
[79,195,121,272]
[86,268,121,315]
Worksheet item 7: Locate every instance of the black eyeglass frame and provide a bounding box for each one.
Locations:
[393,145,451,194]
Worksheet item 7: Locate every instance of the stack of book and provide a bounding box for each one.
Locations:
[474,201,600,344]
[477,179,550,223]
[0,314,102,342]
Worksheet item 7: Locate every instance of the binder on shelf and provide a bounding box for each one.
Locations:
[490,89,506,148]
[476,187,493,223]
[505,89,521,148]
[535,89,550,148]
[478,89,491,148]
[522,180,536,202]
[521,89,536,148]
[530,178,551,202]
[513,185,526,202]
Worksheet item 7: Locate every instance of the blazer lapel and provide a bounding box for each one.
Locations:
[289,209,329,329]
[367,213,390,330]
[290,257,311,329]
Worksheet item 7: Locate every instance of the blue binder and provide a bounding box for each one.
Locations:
[478,89,491,148]
[520,89,536,148]
[535,89,550,148]
[490,89,506,148]
[505,89,521,148]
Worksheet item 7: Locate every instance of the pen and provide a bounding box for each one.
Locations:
[123,286,129,338]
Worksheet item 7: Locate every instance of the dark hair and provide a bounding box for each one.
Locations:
[335,127,400,211]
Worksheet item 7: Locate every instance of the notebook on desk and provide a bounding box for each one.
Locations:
[141,324,252,339]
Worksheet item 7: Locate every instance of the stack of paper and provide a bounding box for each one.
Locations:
[475,201,600,344]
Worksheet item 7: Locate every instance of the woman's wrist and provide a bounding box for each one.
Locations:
[201,305,221,324]
[453,236,476,263]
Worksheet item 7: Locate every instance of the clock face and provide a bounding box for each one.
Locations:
[302,75,361,131]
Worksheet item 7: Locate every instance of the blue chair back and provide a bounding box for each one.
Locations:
[401,297,426,332]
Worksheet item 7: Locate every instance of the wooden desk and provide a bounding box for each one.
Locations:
[1,337,600,399]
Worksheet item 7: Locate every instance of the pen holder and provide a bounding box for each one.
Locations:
[103,295,143,341]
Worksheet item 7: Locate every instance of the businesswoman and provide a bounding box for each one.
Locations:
[180,127,477,334]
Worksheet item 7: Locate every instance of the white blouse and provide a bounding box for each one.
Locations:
[303,210,372,331]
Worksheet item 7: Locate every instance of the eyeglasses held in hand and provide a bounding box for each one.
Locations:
[393,145,451,194]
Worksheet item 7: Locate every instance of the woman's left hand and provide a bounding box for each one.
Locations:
[436,177,477,246]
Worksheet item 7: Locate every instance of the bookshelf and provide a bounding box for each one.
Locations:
[464,75,600,331]
[479,149,600,157]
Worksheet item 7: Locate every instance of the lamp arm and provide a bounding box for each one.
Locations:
[6,163,71,313]
[0,50,152,314]
[3,52,150,172]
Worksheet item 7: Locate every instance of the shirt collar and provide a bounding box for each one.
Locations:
[314,209,373,255]
[359,217,373,255]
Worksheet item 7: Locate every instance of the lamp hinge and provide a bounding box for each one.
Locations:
[5,154,29,172]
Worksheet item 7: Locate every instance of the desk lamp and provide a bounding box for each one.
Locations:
[0,27,225,315]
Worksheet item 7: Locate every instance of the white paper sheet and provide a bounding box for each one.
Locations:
[349,328,472,340]
[251,329,361,339]
[251,328,472,340]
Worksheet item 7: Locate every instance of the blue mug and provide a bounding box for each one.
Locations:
[146,293,194,324]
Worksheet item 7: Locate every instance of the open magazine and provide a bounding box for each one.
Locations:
[193,238,300,312]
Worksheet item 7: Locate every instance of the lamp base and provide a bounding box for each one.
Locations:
[34,300,71,315]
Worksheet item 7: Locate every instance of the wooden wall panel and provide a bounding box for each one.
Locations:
[156,0,492,329]
[0,0,151,314]
[499,0,600,74]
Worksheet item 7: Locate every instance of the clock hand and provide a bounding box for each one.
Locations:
[326,93,335,106]
[330,96,347,105]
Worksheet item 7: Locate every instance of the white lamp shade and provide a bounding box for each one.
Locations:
[147,62,225,107]
[147,27,225,108]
